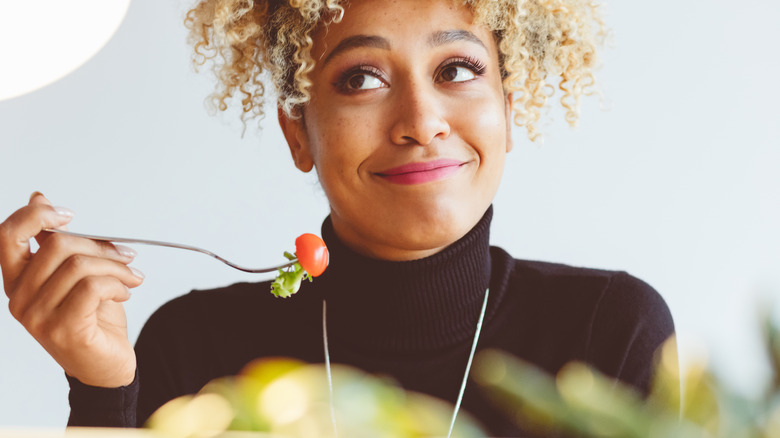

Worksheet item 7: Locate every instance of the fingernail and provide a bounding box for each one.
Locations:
[129,267,145,279]
[115,245,137,258]
[29,191,45,203]
[53,206,75,218]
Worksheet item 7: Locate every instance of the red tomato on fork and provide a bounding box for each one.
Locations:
[295,233,329,277]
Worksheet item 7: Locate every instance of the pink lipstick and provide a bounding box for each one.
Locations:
[376,159,465,185]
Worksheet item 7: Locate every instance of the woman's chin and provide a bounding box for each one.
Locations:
[377,210,481,258]
[330,194,490,260]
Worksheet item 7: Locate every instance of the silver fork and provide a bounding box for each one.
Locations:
[42,228,297,274]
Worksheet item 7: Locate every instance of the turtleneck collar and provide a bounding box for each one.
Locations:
[315,206,494,354]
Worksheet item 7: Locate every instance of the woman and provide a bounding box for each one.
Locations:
[0,0,674,435]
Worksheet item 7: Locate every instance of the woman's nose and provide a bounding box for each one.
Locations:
[389,81,451,146]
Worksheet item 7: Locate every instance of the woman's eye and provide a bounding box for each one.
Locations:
[345,73,385,91]
[439,65,476,83]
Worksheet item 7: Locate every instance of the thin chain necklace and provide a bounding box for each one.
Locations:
[322,288,490,438]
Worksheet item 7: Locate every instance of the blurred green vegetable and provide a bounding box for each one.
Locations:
[147,315,780,437]
[472,313,780,438]
[147,358,485,438]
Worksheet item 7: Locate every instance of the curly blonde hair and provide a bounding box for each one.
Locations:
[184,0,606,141]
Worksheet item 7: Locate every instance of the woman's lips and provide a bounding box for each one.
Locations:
[376,159,465,185]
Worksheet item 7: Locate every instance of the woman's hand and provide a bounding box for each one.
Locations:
[0,193,143,388]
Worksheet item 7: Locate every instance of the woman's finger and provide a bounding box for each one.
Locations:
[28,192,70,247]
[46,275,136,387]
[19,275,131,343]
[13,254,143,326]
[0,194,74,294]
[53,276,130,327]
[46,276,130,349]
[11,230,137,307]
[57,276,130,319]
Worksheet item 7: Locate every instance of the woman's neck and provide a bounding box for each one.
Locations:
[315,205,494,353]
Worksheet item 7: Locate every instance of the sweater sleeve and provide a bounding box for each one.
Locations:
[585,271,675,396]
[65,296,205,427]
[65,293,205,428]
[65,288,252,428]
[66,370,138,427]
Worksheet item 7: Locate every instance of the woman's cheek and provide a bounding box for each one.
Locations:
[456,97,507,148]
[473,91,508,129]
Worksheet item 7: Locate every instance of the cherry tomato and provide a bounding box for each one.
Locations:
[295,233,329,277]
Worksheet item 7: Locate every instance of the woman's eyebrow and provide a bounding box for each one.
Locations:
[428,29,487,50]
[322,35,390,65]
[321,30,486,66]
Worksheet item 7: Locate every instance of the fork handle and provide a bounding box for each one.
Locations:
[42,228,296,274]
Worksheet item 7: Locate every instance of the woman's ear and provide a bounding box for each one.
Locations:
[278,107,314,172]
[505,93,514,153]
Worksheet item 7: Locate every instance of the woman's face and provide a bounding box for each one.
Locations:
[280,0,512,261]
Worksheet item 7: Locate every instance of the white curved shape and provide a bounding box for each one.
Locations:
[0,0,132,101]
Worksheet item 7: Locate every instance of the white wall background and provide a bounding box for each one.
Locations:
[0,0,778,427]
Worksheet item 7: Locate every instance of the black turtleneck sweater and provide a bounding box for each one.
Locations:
[67,207,675,436]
